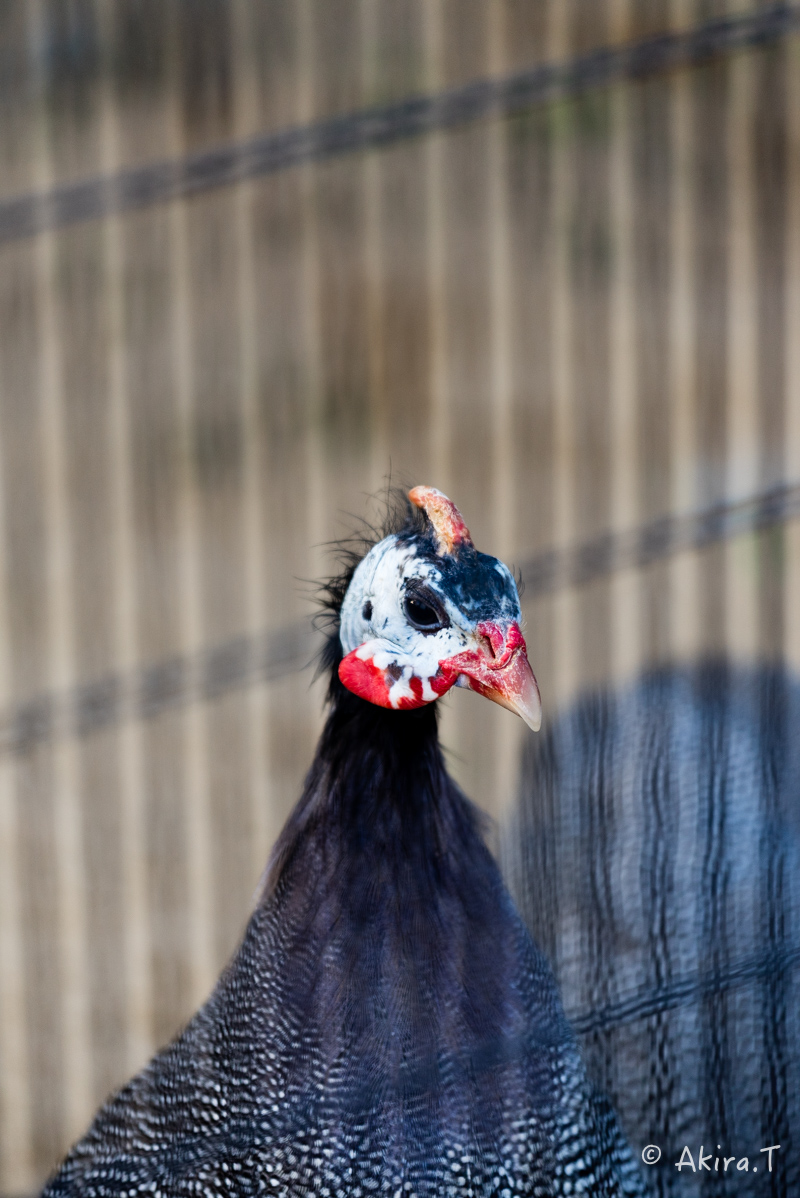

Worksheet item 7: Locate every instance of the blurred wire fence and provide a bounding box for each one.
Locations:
[1,0,800,1191]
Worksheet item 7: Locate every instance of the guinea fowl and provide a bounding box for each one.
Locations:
[44,487,643,1198]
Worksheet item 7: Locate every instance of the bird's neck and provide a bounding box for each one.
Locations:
[266,684,486,899]
[245,680,564,1108]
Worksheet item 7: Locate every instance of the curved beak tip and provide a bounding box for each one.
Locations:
[468,654,542,732]
[513,666,542,732]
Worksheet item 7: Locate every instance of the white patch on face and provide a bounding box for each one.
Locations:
[355,642,441,706]
[339,535,477,707]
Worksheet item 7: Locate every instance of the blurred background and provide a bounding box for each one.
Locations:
[1,0,799,1192]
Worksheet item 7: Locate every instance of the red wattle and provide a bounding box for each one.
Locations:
[431,663,458,695]
[338,652,393,708]
[392,667,457,710]
[338,649,460,710]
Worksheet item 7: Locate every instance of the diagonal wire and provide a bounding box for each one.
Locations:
[0,3,797,244]
[0,479,799,757]
[519,479,800,595]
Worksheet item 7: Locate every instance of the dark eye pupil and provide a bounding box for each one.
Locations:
[362,600,372,621]
[404,596,440,628]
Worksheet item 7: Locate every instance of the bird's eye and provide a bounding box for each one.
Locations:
[403,588,448,633]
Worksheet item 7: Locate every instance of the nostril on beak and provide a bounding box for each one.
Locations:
[476,622,510,663]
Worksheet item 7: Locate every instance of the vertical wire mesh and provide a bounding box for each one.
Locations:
[0,1,798,1189]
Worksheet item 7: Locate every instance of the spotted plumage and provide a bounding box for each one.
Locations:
[44,490,643,1198]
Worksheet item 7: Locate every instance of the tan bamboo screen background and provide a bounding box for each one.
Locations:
[1,0,800,1191]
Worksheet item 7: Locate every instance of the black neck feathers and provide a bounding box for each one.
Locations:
[255,674,539,1089]
[265,673,492,915]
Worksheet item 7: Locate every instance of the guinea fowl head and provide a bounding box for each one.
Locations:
[321,485,541,731]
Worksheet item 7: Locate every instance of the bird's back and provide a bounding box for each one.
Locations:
[506,662,800,1197]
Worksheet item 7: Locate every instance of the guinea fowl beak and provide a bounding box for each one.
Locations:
[448,621,542,732]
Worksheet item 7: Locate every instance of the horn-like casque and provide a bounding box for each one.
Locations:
[408,486,474,556]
